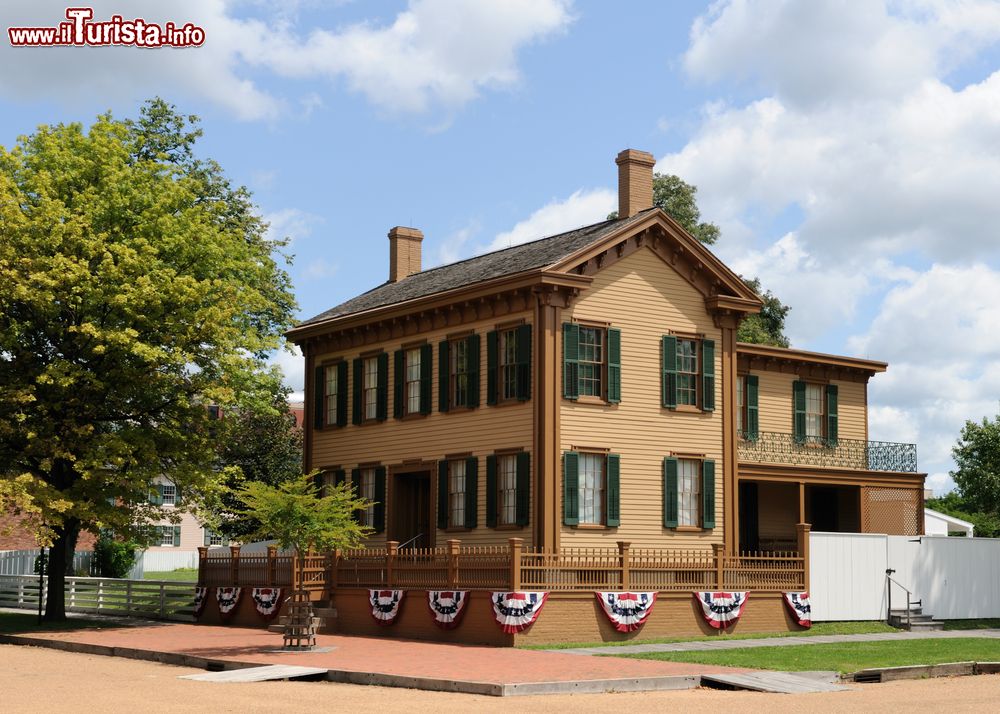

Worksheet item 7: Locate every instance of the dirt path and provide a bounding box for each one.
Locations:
[4,644,1000,713]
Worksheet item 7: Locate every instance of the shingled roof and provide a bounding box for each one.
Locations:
[296,209,655,327]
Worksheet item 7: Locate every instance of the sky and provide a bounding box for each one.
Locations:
[2,0,999,495]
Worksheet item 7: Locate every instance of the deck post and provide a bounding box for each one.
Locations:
[796,522,811,590]
[266,545,277,585]
[329,549,341,596]
[617,541,631,590]
[446,539,461,588]
[713,543,725,589]
[229,545,241,587]
[197,547,208,585]
[508,538,524,590]
[386,541,399,588]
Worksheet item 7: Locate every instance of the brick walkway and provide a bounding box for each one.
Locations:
[7,622,741,691]
[554,629,1000,656]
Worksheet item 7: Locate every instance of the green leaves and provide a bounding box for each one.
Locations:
[951,414,1000,519]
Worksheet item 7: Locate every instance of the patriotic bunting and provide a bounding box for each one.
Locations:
[251,587,284,619]
[369,589,405,625]
[595,591,657,632]
[491,591,548,633]
[193,587,208,616]
[695,591,748,629]
[216,587,242,616]
[783,591,812,628]
[427,591,468,630]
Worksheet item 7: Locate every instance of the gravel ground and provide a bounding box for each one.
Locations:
[4,644,1000,713]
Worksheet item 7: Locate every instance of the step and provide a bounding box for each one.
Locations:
[312,607,338,619]
[907,621,944,632]
[889,608,923,617]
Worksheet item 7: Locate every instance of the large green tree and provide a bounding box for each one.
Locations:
[0,99,296,620]
[950,414,1000,517]
[610,173,791,346]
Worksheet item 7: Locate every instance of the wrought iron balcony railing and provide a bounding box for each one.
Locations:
[737,431,918,473]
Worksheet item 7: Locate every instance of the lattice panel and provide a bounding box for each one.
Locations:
[863,487,921,535]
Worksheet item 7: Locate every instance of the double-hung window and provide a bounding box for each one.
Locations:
[578,328,604,398]
[663,457,716,530]
[405,348,421,415]
[563,451,620,527]
[359,467,376,528]
[675,339,699,406]
[578,453,605,525]
[499,329,519,400]
[496,454,518,526]
[438,456,478,530]
[805,383,824,440]
[325,364,339,425]
[449,460,466,527]
[677,459,701,527]
[363,357,379,421]
[487,324,531,404]
[562,323,621,403]
[793,380,838,445]
[661,334,715,411]
[451,339,470,407]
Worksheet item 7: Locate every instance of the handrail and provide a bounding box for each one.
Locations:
[398,533,424,551]
[885,569,921,628]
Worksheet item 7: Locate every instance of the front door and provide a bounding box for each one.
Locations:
[391,471,431,548]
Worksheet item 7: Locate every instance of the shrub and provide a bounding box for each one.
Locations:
[93,535,139,578]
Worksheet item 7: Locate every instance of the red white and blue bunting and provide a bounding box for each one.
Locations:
[595,591,657,632]
[216,587,242,616]
[251,587,284,619]
[193,587,208,616]
[369,589,405,625]
[491,591,548,633]
[695,591,748,629]
[427,591,468,630]
[783,591,812,628]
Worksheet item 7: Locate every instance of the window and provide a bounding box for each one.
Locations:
[497,454,518,526]
[156,526,180,547]
[578,327,604,398]
[451,339,470,407]
[677,459,701,527]
[325,364,339,425]
[359,467,376,527]
[364,356,378,420]
[499,329,519,400]
[205,530,228,547]
[488,324,531,404]
[160,484,176,506]
[563,323,620,403]
[736,375,745,434]
[805,383,824,439]
[578,453,605,525]
[405,348,421,415]
[676,339,699,406]
[449,460,466,527]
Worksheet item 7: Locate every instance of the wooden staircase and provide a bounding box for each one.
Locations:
[268,601,338,634]
[889,605,943,631]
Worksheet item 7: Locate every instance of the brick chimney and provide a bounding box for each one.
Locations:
[388,226,423,282]
[615,149,656,219]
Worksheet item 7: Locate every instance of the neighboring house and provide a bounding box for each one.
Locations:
[146,475,229,551]
[924,508,974,537]
[286,149,926,554]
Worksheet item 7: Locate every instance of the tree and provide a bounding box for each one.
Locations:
[950,414,1000,517]
[0,99,296,620]
[925,491,1000,538]
[610,172,791,346]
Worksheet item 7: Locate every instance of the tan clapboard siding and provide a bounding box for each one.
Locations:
[311,312,534,548]
[755,372,868,442]
[756,481,799,545]
[560,247,723,548]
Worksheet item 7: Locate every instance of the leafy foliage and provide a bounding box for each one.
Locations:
[737,277,791,347]
[93,534,140,578]
[951,414,1000,514]
[925,492,1000,538]
[0,98,296,618]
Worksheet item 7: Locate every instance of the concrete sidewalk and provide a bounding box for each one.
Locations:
[553,628,1000,656]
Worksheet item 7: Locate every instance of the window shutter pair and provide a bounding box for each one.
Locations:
[485,452,531,528]
[662,458,715,529]
[563,323,620,402]
[440,335,482,411]
[562,451,620,527]
[373,466,386,533]
[172,525,181,547]
[745,374,760,440]
[515,324,532,400]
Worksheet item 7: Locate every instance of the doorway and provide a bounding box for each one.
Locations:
[391,470,432,549]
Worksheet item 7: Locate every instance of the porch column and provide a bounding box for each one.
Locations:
[798,482,806,523]
[532,294,561,551]
[796,522,811,590]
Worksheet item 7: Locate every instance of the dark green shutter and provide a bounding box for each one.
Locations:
[393,349,404,418]
[563,451,579,525]
[420,344,432,414]
[606,453,620,526]
[701,339,715,411]
[607,328,622,403]
[486,455,497,528]
[153,484,164,505]
[562,323,579,399]
[336,361,348,426]
[793,380,806,443]
[663,457,678,528]
[313,365,325,429]
[746,374,759,440]
[486,330,498,405]
[352,358,363,425]
[351,468,362,522]
[438,340,450,412]
[467,334,480,408]
[516,451,530,527]
[661,335,677,408]
[515,324,532,400]
[437,461,449,530]
[826,384,839,446]
[173,526,181,547]
[373,466,386,533]
[204,530,212,546]
[376,352,389,421]
[174,486,182,507]
[702,459,716,529]
[464,456,478,529]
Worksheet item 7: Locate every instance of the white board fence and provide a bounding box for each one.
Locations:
[810,531,1000,621]
[0,574,196,620]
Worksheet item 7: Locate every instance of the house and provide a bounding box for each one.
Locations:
[924,508,974,537]
[200,149,925,644]
[146,475,228,552]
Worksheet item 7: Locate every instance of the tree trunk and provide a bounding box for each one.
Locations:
[43,518,79,622]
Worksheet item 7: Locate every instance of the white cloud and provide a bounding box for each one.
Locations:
[489,188,615,252]
[300,258,339,281]
[264,208,322,245]
[270,345,304,393]
[0,0,574,120]
[435,220,481,266]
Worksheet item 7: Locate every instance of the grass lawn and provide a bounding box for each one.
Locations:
[944,619,1000,630]
[616,638,1000,674]
[0,611,129,635]
[143,568,197,582]
[523,620,899,650]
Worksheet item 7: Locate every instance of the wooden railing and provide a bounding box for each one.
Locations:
[199,525,811,594]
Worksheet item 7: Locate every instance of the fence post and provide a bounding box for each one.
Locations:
[126,579,133,615]
[618,541,631,591]
[68,577,76,612]
[197,547,207,585]
[509,538,524,591]
[159,583,166,619]
[386,541,398,588]
[447,539,461,588]
[713,543,725,589]
[796,522,811,590]
[229,545,241,587]
[266,545,277,586]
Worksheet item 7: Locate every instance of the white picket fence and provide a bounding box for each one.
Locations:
[0,574,196,621]
[0,548,204,580]
[810,532,1000,621]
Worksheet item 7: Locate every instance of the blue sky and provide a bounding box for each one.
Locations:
[3,1,1000,494]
